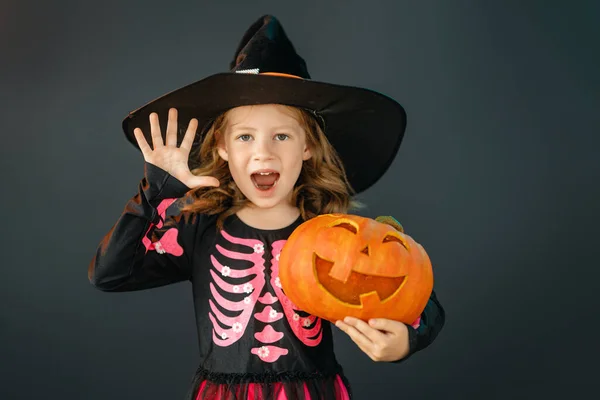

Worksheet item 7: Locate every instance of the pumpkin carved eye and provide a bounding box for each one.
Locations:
[331,221,358,234]
[383,234,409,250]
[383,235,400,243]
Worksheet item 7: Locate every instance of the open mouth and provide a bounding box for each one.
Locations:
[251,171,280,191]
[314,254,405,305]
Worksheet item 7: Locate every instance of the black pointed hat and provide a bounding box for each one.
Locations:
[122,15,406,194]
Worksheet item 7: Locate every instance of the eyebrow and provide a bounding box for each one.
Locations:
[228,125,299,132]
[228,125,257,132]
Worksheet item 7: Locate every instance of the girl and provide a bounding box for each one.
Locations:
[89,15,445,400]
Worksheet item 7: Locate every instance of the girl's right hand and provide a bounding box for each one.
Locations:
[133,108,220,189]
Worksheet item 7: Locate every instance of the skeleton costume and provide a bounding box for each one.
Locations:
[89,15,445,400]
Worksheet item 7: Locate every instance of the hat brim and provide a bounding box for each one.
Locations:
[122,73,406,194]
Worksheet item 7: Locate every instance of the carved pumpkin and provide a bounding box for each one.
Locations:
[278,214,433,324]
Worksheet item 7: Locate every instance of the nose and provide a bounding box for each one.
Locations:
[252,136,275,161]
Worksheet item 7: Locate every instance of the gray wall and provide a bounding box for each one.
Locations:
[2,0,598,399]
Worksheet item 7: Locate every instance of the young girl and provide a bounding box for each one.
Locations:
[89,15,445,400]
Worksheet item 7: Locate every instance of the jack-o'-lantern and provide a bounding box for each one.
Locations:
[279,214,433,324]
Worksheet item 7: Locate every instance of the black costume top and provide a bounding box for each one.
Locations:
[89,163,445,399]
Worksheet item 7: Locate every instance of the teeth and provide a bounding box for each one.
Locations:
[258,172,273,175]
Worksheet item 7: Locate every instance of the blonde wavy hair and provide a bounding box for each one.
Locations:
[181,105,363,228]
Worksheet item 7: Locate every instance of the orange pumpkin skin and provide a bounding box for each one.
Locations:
[279,214,433,324]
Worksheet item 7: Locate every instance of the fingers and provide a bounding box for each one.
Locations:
[367,318,404,334]
[133,128,152,157]
[335,318,372,347]
[165,108,178,146]
[337,318,398,362]
[149,112,164,148]
[336,319,373,351]
[180,118,199,152]
[341,317,386,343]
[135,110,198,159]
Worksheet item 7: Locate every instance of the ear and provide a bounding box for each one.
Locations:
[302,145,312,161]
[217,137,229,161]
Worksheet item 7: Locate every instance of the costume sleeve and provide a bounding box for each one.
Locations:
[393,289,445,363]
[88,162,202,292]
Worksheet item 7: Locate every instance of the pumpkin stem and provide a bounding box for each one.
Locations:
[375,216,404,233]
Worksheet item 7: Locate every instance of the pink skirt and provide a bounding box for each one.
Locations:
[195,374,351,400]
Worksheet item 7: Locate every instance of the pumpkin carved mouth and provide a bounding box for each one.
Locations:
[314,254,405,305]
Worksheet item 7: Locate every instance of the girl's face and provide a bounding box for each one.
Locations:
[217,104,312,210]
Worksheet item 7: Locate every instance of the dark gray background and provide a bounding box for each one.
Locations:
[2,0,598,399]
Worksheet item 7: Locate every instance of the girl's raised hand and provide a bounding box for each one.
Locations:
[133,108,220,189]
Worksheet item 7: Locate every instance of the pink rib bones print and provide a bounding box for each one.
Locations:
[142,198,183,256]
[208,231,323,363]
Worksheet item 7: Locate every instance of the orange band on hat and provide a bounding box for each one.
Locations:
[260,72,303,79]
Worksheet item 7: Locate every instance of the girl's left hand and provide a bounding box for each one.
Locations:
[335,317,410,362]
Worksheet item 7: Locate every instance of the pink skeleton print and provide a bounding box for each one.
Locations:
[208,231,323,363]
[142,198,183,256]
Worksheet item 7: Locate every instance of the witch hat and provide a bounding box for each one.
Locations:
[122,15,406,194]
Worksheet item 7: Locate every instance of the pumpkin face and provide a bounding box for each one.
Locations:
[278,214,433,324]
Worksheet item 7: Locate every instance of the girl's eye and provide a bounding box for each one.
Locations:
[275,134,289,141]
[237,134,252,141]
